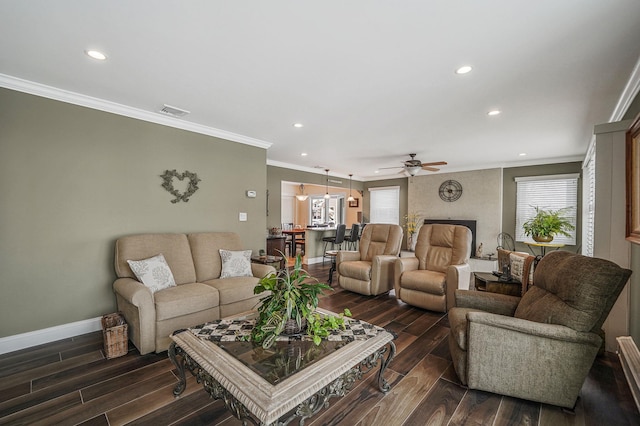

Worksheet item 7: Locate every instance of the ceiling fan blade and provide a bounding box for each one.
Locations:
[378,166,403,170]
[421,161,447,167]
[421,166,440,172]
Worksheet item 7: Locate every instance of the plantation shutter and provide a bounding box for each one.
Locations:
[515,174,579,245]
[582,149,596,256]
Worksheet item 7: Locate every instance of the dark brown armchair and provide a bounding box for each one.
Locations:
[448,250,631,409]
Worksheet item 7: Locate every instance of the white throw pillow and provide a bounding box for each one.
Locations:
[127,253,177,294]
[219,249,253,278]
[509,253,525,283]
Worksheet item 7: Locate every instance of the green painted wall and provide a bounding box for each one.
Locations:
[0,88,268,337]
[502,162,582,254]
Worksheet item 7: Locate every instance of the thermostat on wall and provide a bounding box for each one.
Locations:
[246,190,257,198]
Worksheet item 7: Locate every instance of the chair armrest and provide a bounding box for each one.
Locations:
[336,250,361,264]
[467,311,602,346]
[465,310,603,408]
[393,257,419,294]
[251,263,276,278]
[371,255,399,294]
[445,264,471,311]
[454,289,520,316]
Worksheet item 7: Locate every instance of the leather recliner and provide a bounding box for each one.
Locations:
[335,223,403,296]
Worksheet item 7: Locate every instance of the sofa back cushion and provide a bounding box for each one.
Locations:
[358,224,403,262]
[115,233,196,285]
[188,232,244,282]
[415,224,471,273]
[514,251,631,332]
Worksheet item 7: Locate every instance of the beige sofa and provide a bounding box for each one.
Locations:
[113,232,274,354]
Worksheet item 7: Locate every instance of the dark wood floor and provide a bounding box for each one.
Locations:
[1,261,639,426]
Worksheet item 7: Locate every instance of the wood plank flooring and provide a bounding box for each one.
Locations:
[1,261,639,425]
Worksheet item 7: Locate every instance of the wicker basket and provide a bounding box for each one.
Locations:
[102,312,128,359]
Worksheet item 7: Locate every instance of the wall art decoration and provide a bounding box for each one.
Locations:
[160,169,201,203]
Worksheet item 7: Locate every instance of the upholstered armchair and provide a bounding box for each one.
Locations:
[394,224,472,312]
[448,251,631,409]
[336,223,403,296]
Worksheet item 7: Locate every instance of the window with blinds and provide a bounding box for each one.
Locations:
[368,186,400,224]
[515,174,579,245]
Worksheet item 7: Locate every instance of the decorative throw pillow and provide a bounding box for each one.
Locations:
[127,253,176,294]
[510,253,525,283]
[219,249,253,278]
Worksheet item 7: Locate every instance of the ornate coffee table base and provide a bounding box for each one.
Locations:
[169,340,396,426]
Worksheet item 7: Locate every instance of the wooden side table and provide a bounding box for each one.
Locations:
[251,255,285,271]
[473,272,521,297]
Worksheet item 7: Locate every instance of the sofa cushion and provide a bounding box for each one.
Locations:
[127,254,176,294]
[515,251,632,332]
[154,283,220,321]
[400,269,446,295]
[219,249,253,278]
[204,276,261,306]
[187,232,244,281]
[115,233,196,285]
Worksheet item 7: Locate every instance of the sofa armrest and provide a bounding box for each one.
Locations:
[445,263,471,311]
[371,255,399,295]
[113,277,156,354]
[394,257,419,294]
[251,263,276,279]
[454,289,520,316]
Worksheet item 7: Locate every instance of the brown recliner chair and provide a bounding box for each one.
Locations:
[336,223,403,295]
[394,224,472,312]
[448,250,631,409]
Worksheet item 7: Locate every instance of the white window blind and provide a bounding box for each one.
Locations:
[368,186,400,224]
[515,174,579,245]
[583,149,596,256]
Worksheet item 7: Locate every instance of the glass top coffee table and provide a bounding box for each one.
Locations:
[168,309,396,425]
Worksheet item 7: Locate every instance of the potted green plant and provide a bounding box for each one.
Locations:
[251,254,351,348]
[522,206,575,242]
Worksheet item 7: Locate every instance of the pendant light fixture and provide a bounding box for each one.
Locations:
[347,174,355,202]
[324,169,330,199]
[295,184,308,201]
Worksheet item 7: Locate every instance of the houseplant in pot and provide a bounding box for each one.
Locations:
[251,254,351,348]
[522,206,575,242]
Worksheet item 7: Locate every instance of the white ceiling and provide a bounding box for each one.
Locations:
[2,1,640,180]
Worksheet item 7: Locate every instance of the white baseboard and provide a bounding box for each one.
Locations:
[617,336,640,413]
[0,317,103,355]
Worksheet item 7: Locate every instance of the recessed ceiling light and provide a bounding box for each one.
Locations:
[374,170,379,174]
[487,110,501,116]
[293,123,304,128]
[519,153,527,156]
[85,50,107,60]
[301,153,308,157]
[455,65,472,74]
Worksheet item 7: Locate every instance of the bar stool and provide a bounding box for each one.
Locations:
[322,224,346,265]
[345,223,360,251]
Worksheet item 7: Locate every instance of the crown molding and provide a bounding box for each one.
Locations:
[611,56,640,122]
[0,74,272,150]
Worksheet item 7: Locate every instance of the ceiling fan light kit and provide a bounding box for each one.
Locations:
[380,153,447,176]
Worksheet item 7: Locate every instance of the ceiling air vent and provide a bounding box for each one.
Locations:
[159,104,190,117]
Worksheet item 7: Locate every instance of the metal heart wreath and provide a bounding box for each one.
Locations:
[160,169,201,203]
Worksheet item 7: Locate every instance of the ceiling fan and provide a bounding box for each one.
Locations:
[380,154,447,176]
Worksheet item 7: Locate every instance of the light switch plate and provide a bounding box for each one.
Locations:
[239,212,248,221]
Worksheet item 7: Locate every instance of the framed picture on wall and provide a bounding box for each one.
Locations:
[349,198,359,208]
[626,114,640,245]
